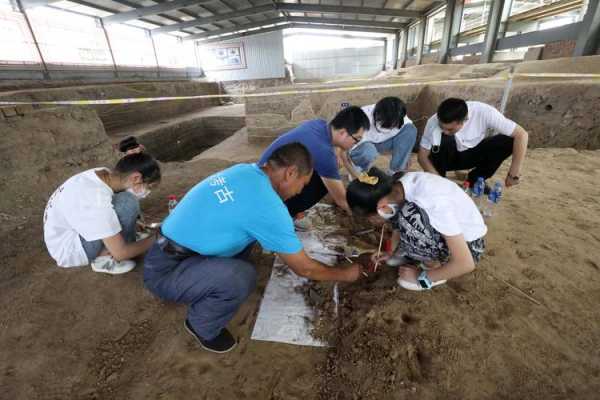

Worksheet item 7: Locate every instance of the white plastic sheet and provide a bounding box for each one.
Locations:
[251,205,345,347]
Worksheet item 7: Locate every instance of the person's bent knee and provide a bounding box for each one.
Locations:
[112,191,140,223]
[226,260,257,301]
[113,191,140,215]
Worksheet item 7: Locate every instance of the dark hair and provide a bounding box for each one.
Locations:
[115,153,161,184]
[118,136,141,153]
[346,167,393,216]
[437,98,468,124]
[330,106,370,135]
[374,97,407,130]
[266,142,313,176]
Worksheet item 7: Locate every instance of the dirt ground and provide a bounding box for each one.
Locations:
[1,143,600,399]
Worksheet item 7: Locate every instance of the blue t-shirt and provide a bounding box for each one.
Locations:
[258,119,341,180]
[161,164,302,257]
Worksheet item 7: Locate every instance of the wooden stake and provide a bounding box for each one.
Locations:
[374,225,385,272]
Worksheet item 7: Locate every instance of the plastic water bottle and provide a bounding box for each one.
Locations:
[462,180,471,196]
[472,177,485,211]
[483,182,503,218]
[167,195,178,214]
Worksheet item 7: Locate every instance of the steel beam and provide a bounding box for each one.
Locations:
[197,24,284,44]
[574,0,600,56]
[152,4,275,34]
[20,0,61,9]
[184,17,287,40]
[480,0,505,63]
[196,22,395,44]
[287,23,396,34]
[496,21,581,50]
[103,0,213,25]
[185,16,403,41]
[438,1,456,64]
[278,3,420,18]
[287,16,402,29]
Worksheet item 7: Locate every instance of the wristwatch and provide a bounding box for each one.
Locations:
[507,173,520,181]
[417,270,433,290]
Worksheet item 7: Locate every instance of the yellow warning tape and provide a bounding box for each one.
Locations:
[0,73,598,106]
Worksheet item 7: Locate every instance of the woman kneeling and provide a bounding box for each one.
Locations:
[44,141,160,274]
[346,168,486,291]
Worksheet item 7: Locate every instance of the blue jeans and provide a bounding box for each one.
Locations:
[349,123,417,173]
[143,240,257,340]
[79,191,140,262]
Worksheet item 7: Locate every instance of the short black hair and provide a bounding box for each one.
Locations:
[346,167,393,216]
[118,136,140,153]
[330,106,370,135]
[115,153,161,184]
[266,142,313,176]
[437,98,468,124]
[373,97,407,130]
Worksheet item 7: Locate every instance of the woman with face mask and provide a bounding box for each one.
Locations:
[346,168,486,291]
[43,137,161,274]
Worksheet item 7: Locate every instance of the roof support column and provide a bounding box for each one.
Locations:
[574,0,600,56]
[438,0,457,64]
[393,30,401,69]
[16,0,49,79]
[99,18,119,78]
[383,38,389,71]
[398,28,408,68]
[480,0,506,63]
[415,18,426,65]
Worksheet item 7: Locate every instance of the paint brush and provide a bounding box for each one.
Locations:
[374,225,385,272]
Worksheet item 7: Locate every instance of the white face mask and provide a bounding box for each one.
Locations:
[377,203,399,220]
[128,186,151,199]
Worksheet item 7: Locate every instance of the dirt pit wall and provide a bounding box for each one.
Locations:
[140,115,246,162]
[246,77,600,150]
[0,106,117,281]
[0,81,221,134]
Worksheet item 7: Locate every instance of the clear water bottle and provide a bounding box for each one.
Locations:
[472,177,485,211]
[167,195,178,214]
[483,181,502,218]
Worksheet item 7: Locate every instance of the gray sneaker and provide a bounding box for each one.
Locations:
[90,256,136,275]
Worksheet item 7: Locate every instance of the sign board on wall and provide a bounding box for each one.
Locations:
[200,42,247,71]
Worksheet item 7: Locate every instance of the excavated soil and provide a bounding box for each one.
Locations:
[1,138,600,399]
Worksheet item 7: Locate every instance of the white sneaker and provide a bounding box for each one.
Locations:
[397,278,447,291]
[136,231,151,240]
[90,256,136,275]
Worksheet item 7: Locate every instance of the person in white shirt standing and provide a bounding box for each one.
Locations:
[418,98,528,189]
[43,139,161,274]
[346,168,487,291]
[341,97,417,179]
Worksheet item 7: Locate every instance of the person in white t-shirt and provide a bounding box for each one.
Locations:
[418,98,528,189]
[43,143,161,274]
[346,168,487,291]
[341,97,417,179]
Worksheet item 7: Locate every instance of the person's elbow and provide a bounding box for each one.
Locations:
[513,125,529,142]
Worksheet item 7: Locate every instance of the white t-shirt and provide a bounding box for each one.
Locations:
[399,172,487,241]
[420,101,517,152]
[359,104,414,144]
[43,168,121,267]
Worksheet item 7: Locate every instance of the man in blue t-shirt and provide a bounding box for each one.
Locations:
[143,143,362,354]
[258,106,370,218]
